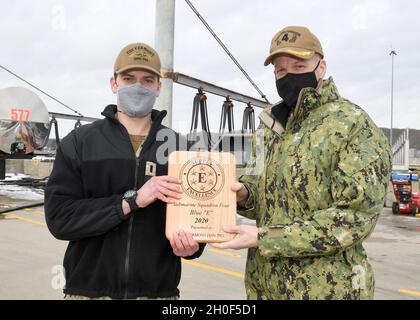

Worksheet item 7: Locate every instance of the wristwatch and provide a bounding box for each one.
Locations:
[123,190,139,212]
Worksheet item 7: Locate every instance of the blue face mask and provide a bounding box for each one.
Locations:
[117,83,157,118]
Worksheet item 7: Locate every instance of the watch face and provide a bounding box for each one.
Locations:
[124,190,137,199]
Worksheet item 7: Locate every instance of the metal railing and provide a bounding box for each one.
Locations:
[168,72,271,109]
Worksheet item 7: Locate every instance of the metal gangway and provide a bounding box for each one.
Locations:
[392,129,419,171]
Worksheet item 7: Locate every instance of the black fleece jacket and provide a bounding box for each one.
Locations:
[45,105,205,299]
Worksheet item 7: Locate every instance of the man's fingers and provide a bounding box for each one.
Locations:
[172,232,186,251]
[156,192,175,204]
[170,234,184,256]
[169,234,176,249]
[223,225,241,234]
[231,182,244,192]
[184,232,199,250]
[159,176,181,184]
[159,180,183,194]
[210,242,228,249]
[138,176,183,207]
[157,186,183,200]
[178,230,194,252]
[169,230,199,257]
[180,231,199,252]
[210,236,242,250]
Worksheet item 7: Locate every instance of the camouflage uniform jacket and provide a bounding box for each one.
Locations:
[239,77,392,300]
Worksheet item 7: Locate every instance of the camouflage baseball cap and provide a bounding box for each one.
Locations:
[264,26,324,66]
[114,43,162,77]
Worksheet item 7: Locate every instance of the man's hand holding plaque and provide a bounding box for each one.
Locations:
[128,176,200,257]
[210,182,258,250]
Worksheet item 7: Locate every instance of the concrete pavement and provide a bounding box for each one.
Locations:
[0,199,419,300]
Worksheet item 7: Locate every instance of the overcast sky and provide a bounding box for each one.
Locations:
[1,0,419,137]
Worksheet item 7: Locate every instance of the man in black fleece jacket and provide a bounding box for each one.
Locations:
[45,43,205,300]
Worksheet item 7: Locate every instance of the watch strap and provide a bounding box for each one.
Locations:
[126,196,138,212]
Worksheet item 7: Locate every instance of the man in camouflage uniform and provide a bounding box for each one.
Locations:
[213,26,392,300]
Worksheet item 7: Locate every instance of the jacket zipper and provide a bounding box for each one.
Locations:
[124,157,139,299]
[115,112,164,300]
[117,119,142,300]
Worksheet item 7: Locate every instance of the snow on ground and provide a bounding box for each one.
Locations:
[32,156,55,161]
[0,174,44,201]
[0,184,44,201]
[3,173,31,182]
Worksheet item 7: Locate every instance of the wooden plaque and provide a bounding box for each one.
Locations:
[166,151,237,243]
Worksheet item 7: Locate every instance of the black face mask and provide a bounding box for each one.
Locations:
[276,60,321,109]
